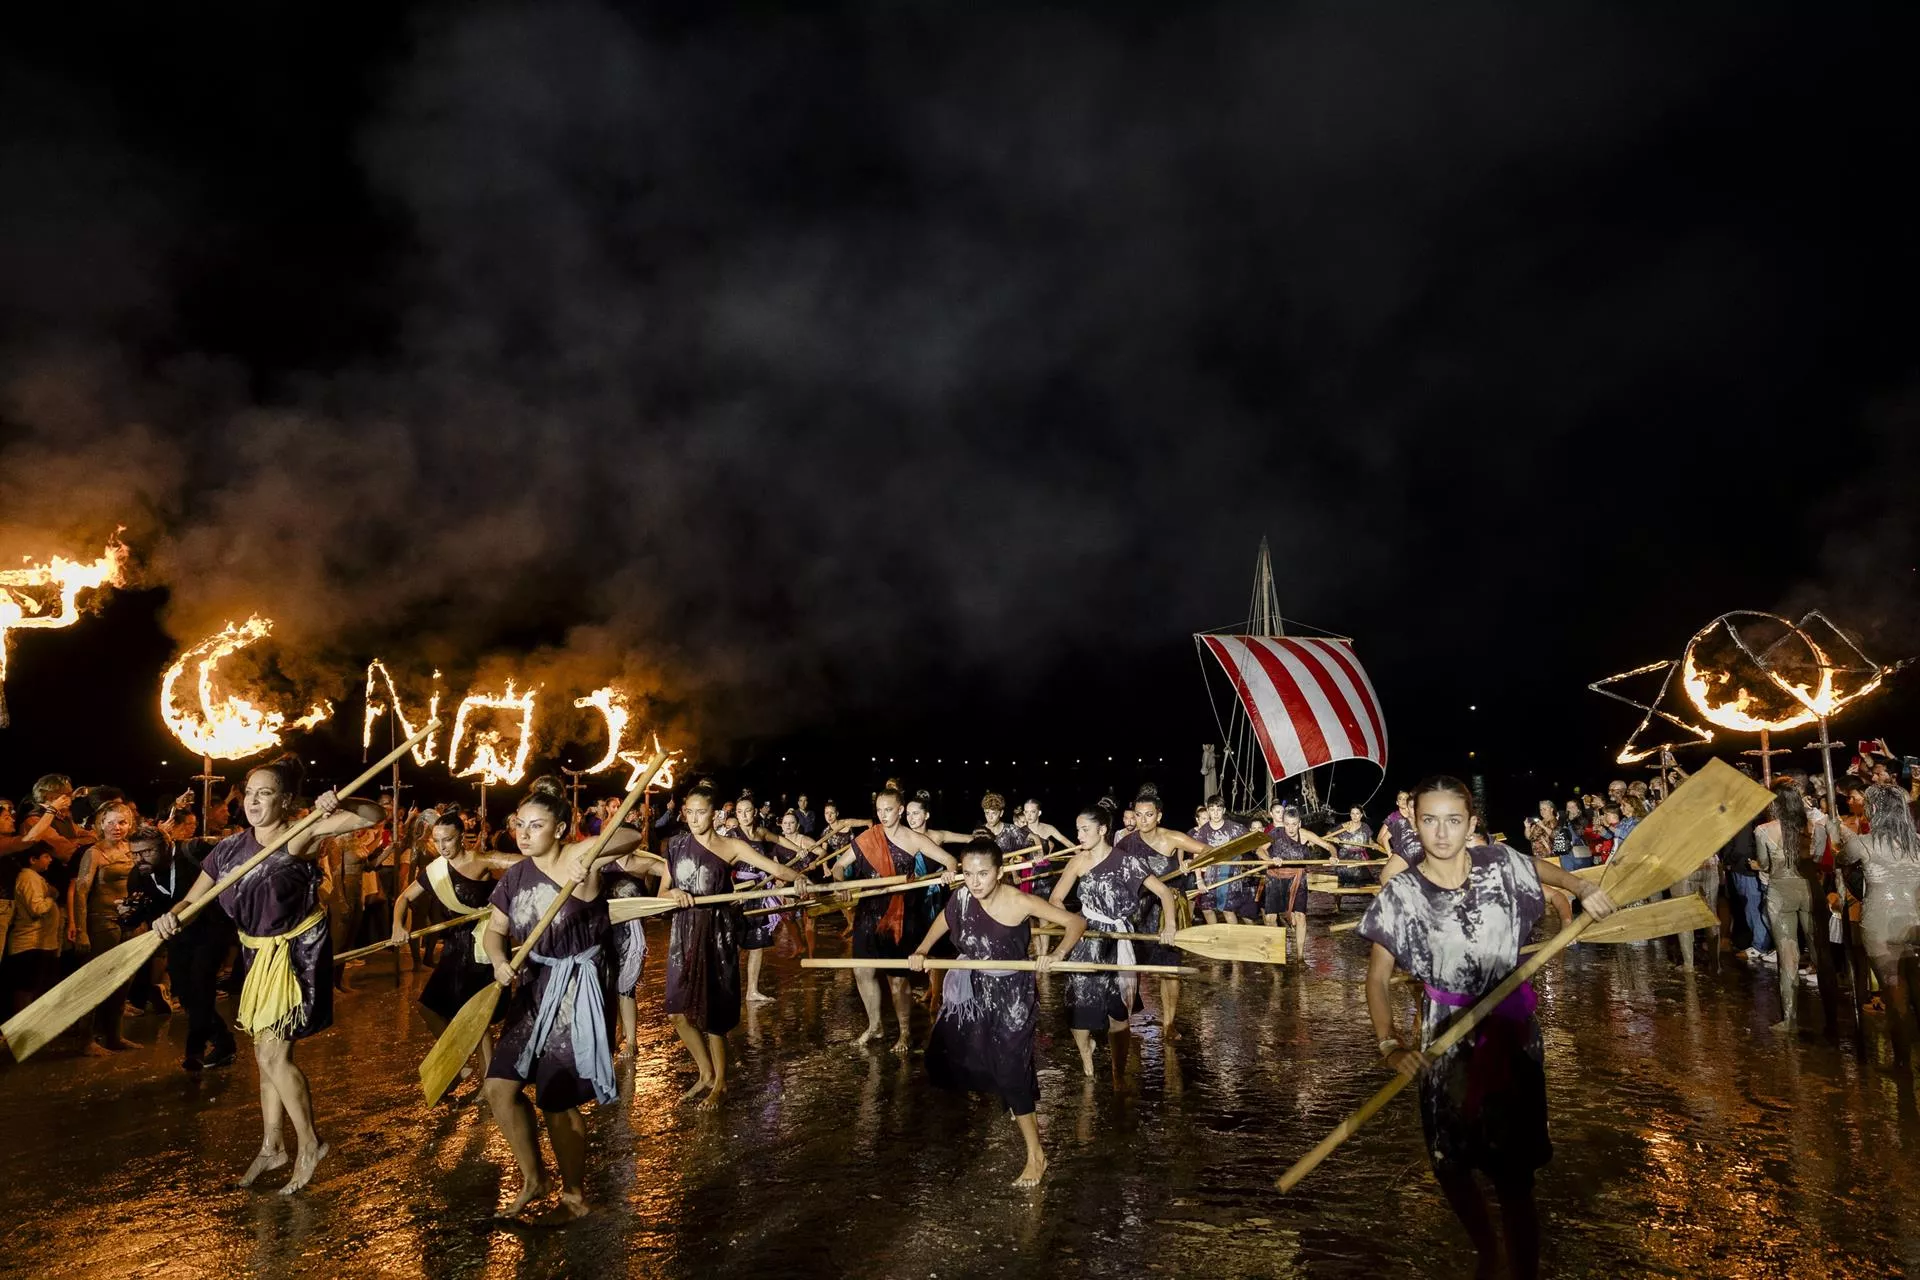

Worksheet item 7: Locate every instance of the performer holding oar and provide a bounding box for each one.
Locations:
[1262,805,1337,962]
[1280,770,1776,1275]
[659,785,816,1107]
[470,773,651,1222]
[386,808,520,1102]
[1349,777,1617,1279]
[1050,799,1178,1080]
[154,753,392,1194]
[824,786,959,1053]
[1119,788,1215,1041]
[908,834,1087,1188]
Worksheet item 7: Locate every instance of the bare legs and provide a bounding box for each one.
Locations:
[240,1034,328,1195]
[1159,977,1180,1040]
[670,1012,727,1105]
[1435,1167,1538,1280]
[854,967,885,1046]
[617,994,638,1054]
[1291,911,1307,965]
[483,1078,551,1215]
[746,948,773,1002]
[1011,1111,1048,1187]
[851,970,915,1052]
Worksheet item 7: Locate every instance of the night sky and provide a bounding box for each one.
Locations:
[3,4,1918,826]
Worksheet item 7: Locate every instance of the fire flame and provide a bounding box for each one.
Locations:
[448,680,538,785]
[363,660,442,765]
[0,537,129,694]
[573,686,631,774]
[160,616,334,760]
[1681,614,1887,734]
[619,733,680,791]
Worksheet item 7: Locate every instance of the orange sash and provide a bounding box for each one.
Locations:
[855,825,906,942]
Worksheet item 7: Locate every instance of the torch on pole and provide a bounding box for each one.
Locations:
[1810,715,1869,1060]
[193,755,224,844]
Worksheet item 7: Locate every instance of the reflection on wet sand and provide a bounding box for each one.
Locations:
[2,917,1917,1277]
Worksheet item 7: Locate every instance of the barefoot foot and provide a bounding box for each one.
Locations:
[1012,1153,1049,1188]
[239,1146,290,1188]
[497,1176,552,1218]
[679,1075,715,1103]
[890,1036,911,1056]
[697,1083,728,1112]
[278,1141,330,1195]
[524,1192,590,1225]
[746,989,774,1003]
[854,1026,883,1049]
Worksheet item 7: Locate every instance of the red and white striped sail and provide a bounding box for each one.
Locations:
[1197,635,1388,782]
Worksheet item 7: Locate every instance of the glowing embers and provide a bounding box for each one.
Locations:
[0,536,128,698]
[447,680,538,785]
[160,616,333,760]
[363,660,443,765]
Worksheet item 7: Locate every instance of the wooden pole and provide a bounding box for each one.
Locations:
[801,958,1197,976]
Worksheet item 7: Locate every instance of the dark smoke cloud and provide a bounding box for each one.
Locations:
[2,4,1915,763]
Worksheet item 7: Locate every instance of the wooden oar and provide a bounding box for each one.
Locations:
[1032,922,1290,964]
[801,958,1197,976]
[1522,893,1717,952]
[609,883,811,924]
[418,746,669,1105]
[1307,875,1379,895]
[1162,829,1279,880]
[334,909,490,965]
[1275,760,1770,1193]
[1337,893,1718,946]
[1183,863,1268,900]
[788,850,1043,918]
[2,722,441,1063]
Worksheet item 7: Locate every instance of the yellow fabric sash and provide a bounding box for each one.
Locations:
[235,906,327,1037]
[425,857,492,963]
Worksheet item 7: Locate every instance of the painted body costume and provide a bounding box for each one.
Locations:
[925,888,1039,1115]
[203,830,333,1040]
[485,859,616,1112]
[663,832,743,1035]
[1357,843,1550,1178]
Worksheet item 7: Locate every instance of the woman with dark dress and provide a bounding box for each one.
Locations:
[153,754,385,1195]
[729,792,824,1004]
[1262,805,1337,962]
[1114,790,1209,1040]
[388,810,519,1096]
[600,846,664,1054]
[1358,777,1614,1280]
[478,779,640,1222]
[827,787,960,1053]
[659,786,814,1108]
[1050,800,1178,1080]
[910,837,1085,1187]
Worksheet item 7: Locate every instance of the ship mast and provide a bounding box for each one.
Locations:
[1247,539,1283,813]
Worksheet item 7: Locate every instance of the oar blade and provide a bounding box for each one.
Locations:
[3,932,166,1062]
[419,982,503,1104]
[2,933,163,1062]
[1582,893,1718,944]
[607,897,678,924]
[1600,761,1771,905]
[1173,924,1289,964]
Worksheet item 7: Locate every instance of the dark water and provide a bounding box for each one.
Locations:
[3,918,1918,1279]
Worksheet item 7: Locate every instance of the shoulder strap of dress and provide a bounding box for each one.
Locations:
[423,856,466,913]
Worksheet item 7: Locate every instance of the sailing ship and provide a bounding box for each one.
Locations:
[1194,540,1389,821]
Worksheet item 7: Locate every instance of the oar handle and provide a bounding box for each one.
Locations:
[174,721,440,929]
[503,747,670,978]
[800,958,1195,975]
[1275,912,1594,1193]
[333,907,490,964]
[1183,863,1267,900]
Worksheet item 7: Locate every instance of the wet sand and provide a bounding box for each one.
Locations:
[3,916,1918,1278]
